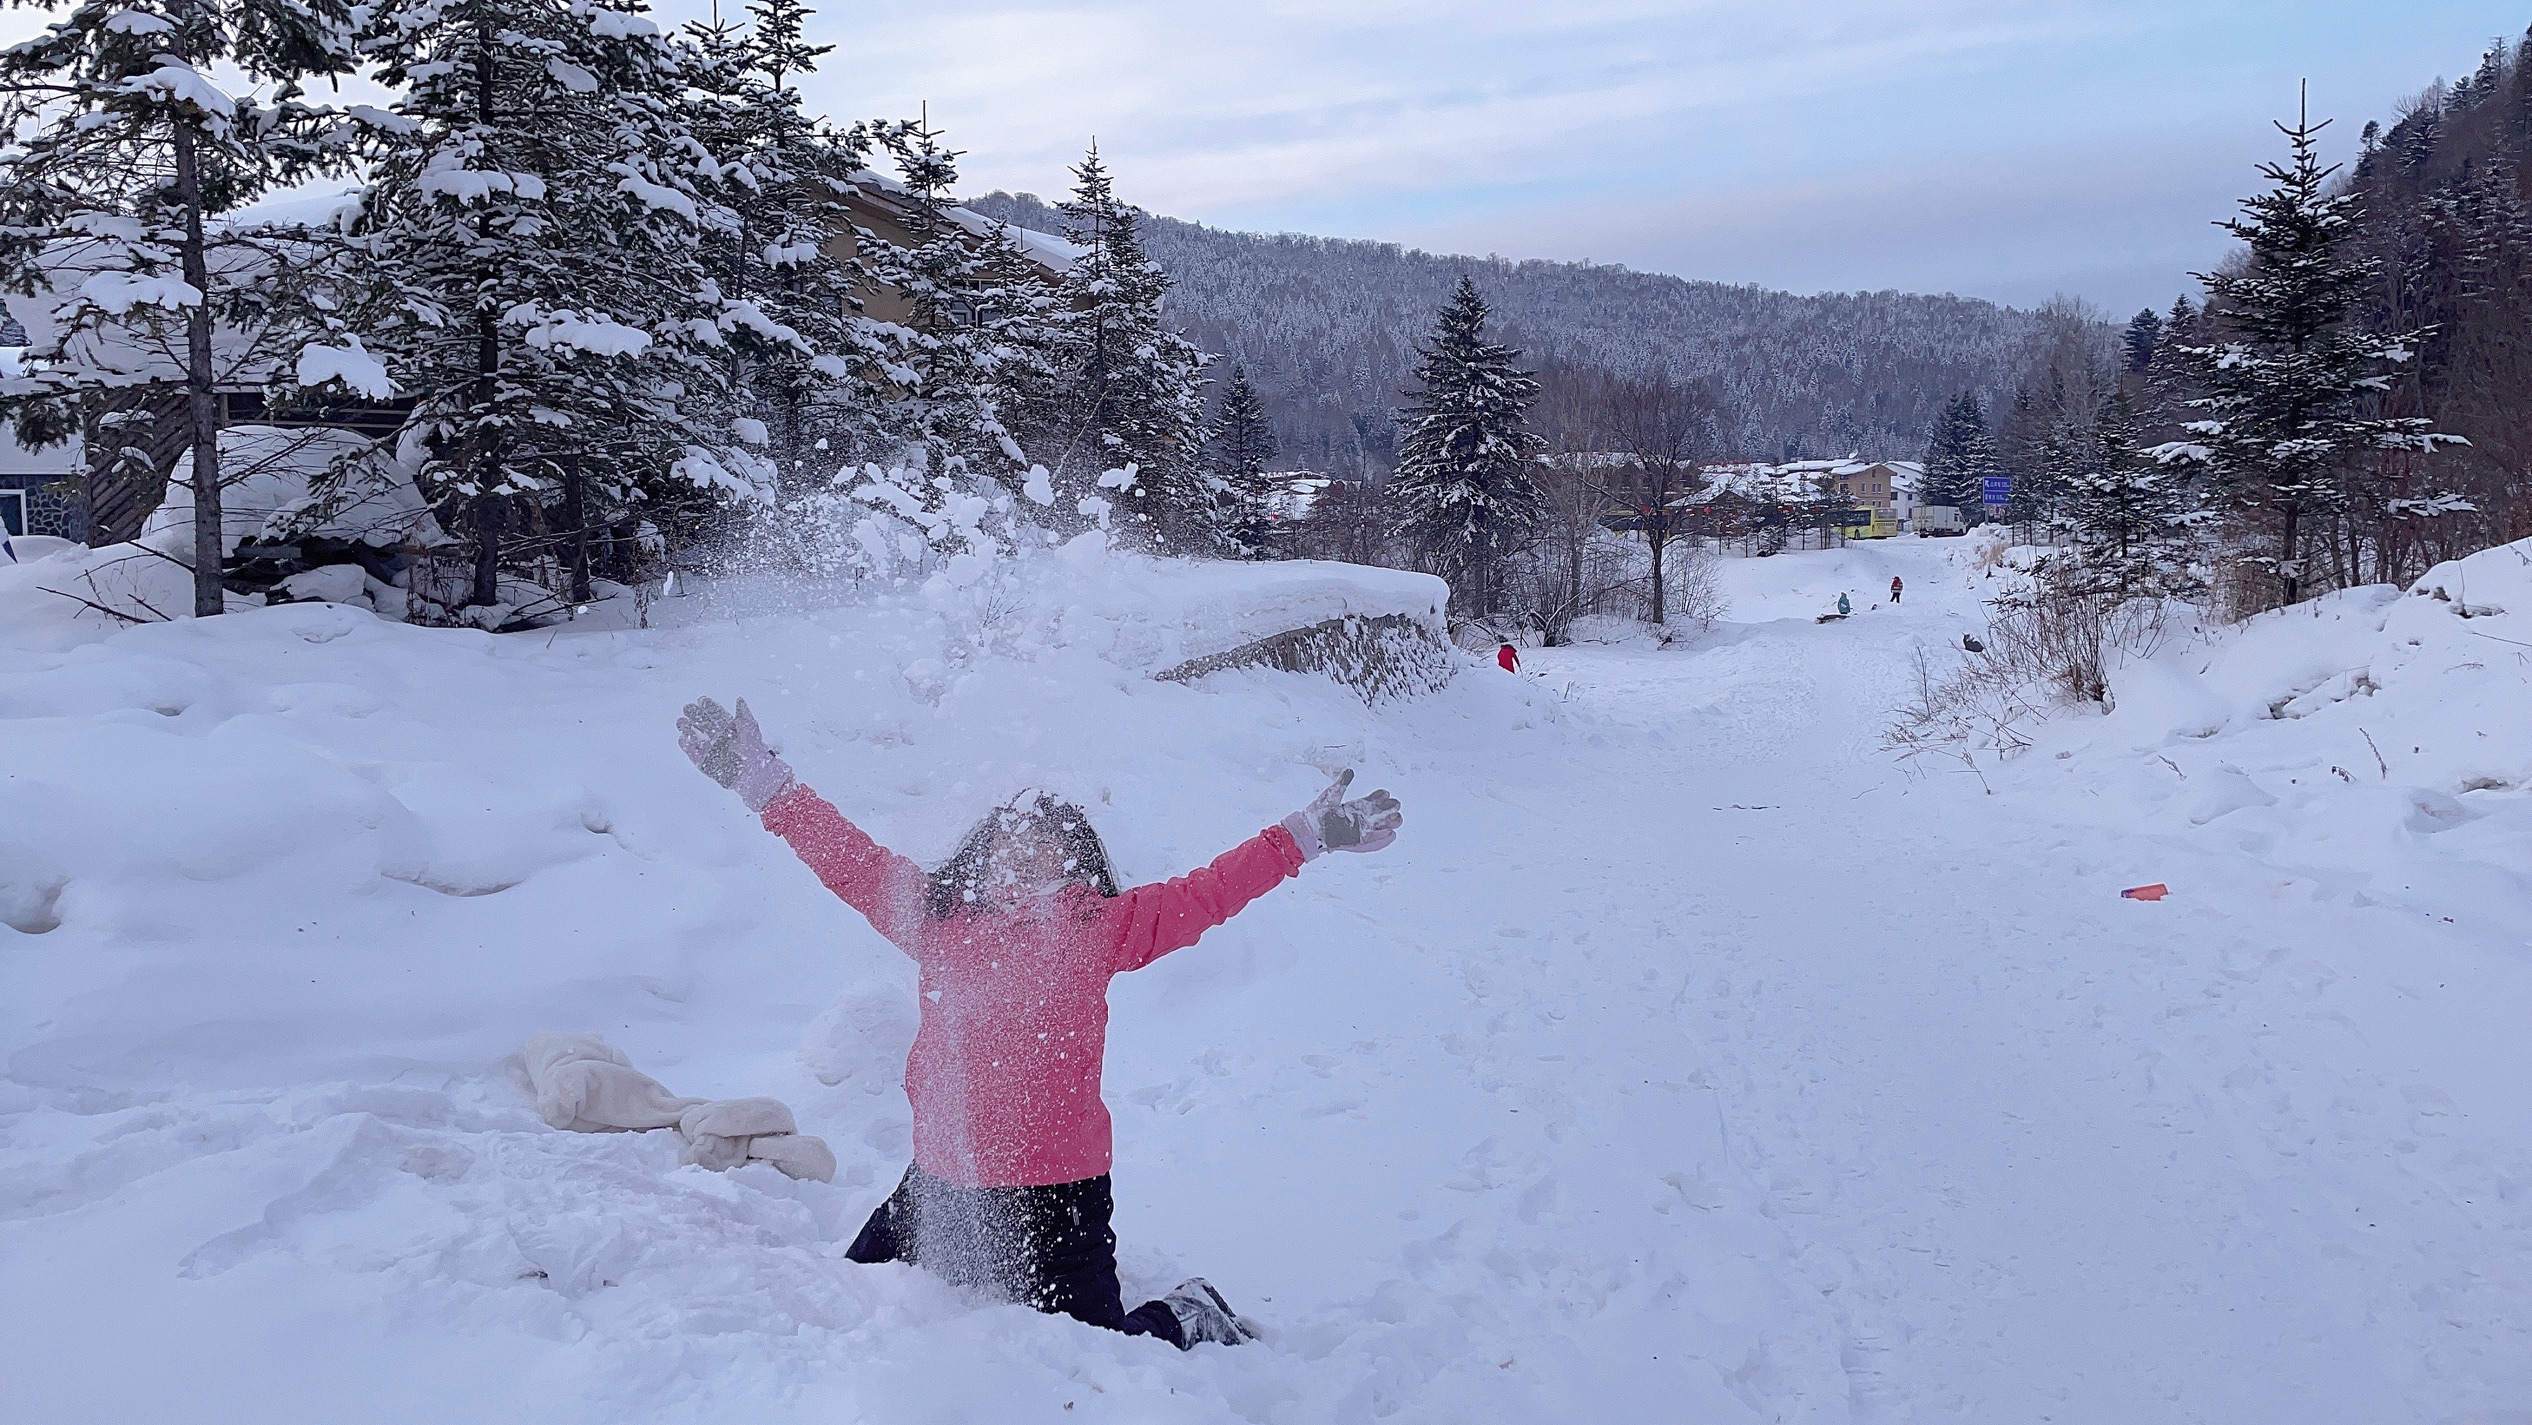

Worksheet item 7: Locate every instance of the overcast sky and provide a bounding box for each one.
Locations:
[655,0,2527,315]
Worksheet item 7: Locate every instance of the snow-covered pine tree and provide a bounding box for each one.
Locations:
[2518,27,2532,141]
[0,0,359,615]
[2148,296,2200,378]
[2122,308,2162,374]
[2156,101,2461,608]
[351,0,740,614]
[1388,275,1545,617]
[1919,390,1998,513]
[1206,363,1278,557]
[2010,374,2086,532]
[2055,390,2200,596]
[858,113,1060,523]
[680,0,883,497]
[1043,145,1210,546]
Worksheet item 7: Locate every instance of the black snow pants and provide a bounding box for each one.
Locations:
[846,1163,1186,1346]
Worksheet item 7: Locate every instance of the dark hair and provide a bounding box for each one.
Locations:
[925,793,1120,917]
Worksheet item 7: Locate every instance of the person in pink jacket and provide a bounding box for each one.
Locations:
[677,697,1402,1348]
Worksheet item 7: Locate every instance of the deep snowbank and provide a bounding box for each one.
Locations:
[5,534,2527,1423]
[11,552,1687,1425]
[2017,537,2532,938]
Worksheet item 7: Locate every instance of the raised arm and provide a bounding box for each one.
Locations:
[759,784,928,949]
[679,696,926,949]
[1107,771,1404,972]
[1106,824,1307,973]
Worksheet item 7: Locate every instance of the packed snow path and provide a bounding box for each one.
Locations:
[1522,635,2529,1422]
[5,539,2527,1422]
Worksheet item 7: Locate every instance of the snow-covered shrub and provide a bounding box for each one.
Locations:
[1889,592,2178,761]
[1664,540,1729,632]
[1501,528,1729,644]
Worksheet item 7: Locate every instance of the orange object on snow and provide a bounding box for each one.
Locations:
[2120,883,2170,902]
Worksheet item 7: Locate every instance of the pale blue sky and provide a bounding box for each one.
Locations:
[8,1,2516,314]
[714,0,2530,314]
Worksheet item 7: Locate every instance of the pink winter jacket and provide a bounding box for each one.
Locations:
[761,784,1307,1188]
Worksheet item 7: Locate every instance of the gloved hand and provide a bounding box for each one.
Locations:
[677,696,796,813]
[1280,769,1402,860]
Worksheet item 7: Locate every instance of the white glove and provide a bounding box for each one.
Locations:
[678,696,796,813]
[1280,769,1402,860]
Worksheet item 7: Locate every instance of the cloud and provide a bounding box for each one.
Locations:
[13,0,2507,314]
[1395,127,2259,311]
[677,0,2517,309]
[789,0,2116,210]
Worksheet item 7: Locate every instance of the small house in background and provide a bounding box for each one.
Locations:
[824,171,1077,326]
[1781,456,1915,538]
[2,327,85,540]
[1670,456,1920,542]
[1,414,84,541]
[1266,471,1337,522]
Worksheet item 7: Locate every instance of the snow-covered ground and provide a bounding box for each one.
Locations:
[4,534,2527,1422]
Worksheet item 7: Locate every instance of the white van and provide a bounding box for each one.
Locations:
[1914,505,1967,537]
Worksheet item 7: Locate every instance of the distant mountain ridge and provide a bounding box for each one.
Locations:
[967,191,2039,474]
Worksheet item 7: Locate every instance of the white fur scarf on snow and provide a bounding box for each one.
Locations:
[521,1032,837,1183]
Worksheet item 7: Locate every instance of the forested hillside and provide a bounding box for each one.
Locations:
[966,191,2038,471]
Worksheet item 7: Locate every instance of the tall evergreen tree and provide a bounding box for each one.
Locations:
[680,0,881,495]
[2005,383,2077,530]
[2056,390,2201,596]
[2149,296,2201,374]
[0,0,359,615]
[1044,145,1210,545]
[1206,363,1278,557]
[862,114,1059,513]
[2156,103,2459,607]
[351,0,739,612]
[2517,27,2532,142]
[1389,275,1544,617]
[2122,308,2163,374]
[1919,391,1998,512]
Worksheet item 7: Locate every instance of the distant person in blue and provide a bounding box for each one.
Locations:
[1836,592,1851,617]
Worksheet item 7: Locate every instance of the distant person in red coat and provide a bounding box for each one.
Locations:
[1497,642,1520,673]
[1889,576,1904,604]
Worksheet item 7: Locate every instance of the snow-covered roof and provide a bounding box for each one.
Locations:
[1266,472,1336,520]
[1,235,322,392]
[140,424,432,558]
[223,184,364,232]
[842,170,1080,274]
[1673,456,1916,505]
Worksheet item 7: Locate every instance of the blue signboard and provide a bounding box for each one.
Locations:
[1981,476,2013,506]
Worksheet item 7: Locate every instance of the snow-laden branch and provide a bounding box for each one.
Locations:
[607,162,697,222]
[78,270,202,314]
[506,303,651,357]
[116,57,235,121]
[297,336,394,399]
[416,155,548,205]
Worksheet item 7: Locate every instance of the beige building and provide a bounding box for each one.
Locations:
[826,174,1076,327]
[1801,458,1921,537]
